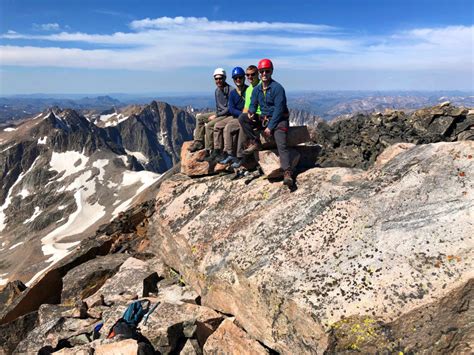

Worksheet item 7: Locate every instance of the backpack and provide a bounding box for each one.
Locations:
[108,300,150,339]
[122,300,150,326]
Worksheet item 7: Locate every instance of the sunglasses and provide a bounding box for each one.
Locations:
[259,69,272,74]
[233,76,244,80]
[246,72,257,77]
[214,76,224,81]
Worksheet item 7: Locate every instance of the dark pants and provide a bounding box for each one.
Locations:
[238,113,291,171]
[274,120,290,171]
[238,112,262,142]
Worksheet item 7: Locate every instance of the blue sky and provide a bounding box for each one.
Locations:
[0,0,473,95]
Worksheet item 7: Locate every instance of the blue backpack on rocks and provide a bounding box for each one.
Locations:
[122,300,150,326]
[108,300,151,339]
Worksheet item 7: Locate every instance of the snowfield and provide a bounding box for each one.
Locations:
[21,150,160,286]
[49,151,89,181]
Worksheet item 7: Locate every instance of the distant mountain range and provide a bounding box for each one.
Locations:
[2,91,473,124]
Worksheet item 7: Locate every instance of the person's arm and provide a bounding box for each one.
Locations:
[267,85,286,130]
[228,90,240,117]
[243,86,252,113]
[248,86,259,115]
[216,86,231,117]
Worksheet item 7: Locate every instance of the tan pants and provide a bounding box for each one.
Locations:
[222,119,246,157]
[213,116,235,150]
[194,112,215,143]
[205,115,230,150]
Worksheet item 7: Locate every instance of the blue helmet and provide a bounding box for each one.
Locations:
[231,67,245,79]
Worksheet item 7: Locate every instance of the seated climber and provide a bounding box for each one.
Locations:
[238,58,293,187]
[188,68,234,160]
[206,66,248,165]
[227,64,261,169]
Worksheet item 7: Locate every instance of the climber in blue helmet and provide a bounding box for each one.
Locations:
[212,66,249,164]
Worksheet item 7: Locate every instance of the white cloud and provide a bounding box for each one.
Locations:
[33,23,61,31]
[0,17,472,76]
[129,16,336,33]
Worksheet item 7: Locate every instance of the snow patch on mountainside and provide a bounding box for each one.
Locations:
[42,190,105,243]
[112,170,160,216]
[49,151,89,181]
[23,159,160,286]
[93,159,109,181]
[9,241,24,250]
[99,113,130,127]
[18,188,30,199]
[23,206,42,224]
[1,145,15,153]
[125,149,149,164]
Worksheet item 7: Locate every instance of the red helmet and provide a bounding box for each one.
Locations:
[258,58,273,70]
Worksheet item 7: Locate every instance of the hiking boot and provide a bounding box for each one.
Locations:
[220,154,238,165]
[188,140,204,152]
[243,140,262,155]
[203,149,221,162]
[283,170,294,187]
[215,152,227,163]
[231,158,242,169]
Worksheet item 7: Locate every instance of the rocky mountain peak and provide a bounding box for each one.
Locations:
[0,103,472,354]
[42,107,92,133]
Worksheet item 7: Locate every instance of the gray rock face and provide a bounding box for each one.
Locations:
[83,257,156,305]
[61,254,130,304]
[107,101,195,172]
[149,141,473,353]
[0,310,38,354]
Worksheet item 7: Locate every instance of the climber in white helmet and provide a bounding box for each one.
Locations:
[188,68,235,159]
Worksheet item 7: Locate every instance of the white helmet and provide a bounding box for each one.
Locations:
[213,67,226,78]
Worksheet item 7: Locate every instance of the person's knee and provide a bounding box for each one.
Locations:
[215,121,225,131]
[238,113,248,125]
[197,116,206,124]
[274,130,287,145]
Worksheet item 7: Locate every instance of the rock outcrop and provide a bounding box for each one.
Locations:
[150,140,473,353]
[313,103,473,169]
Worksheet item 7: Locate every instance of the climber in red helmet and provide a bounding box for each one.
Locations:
[238,58,293,187]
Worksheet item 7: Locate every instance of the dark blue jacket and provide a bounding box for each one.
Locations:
[228,85,248,118]
[249,80,289,130]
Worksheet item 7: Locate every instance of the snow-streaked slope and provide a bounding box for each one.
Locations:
[1,147,161,287]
